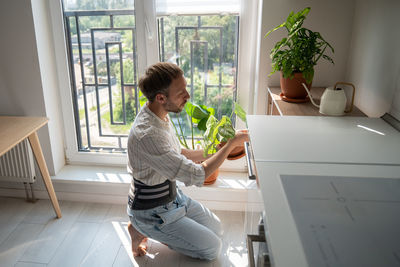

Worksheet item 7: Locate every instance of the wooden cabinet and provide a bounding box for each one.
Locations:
[267,86,366,116]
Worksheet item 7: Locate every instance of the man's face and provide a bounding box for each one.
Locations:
[164,75,190,113]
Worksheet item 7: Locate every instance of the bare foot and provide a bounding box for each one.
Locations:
[127,222,148,256]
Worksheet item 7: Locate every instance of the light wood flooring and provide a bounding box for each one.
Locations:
[0,197,248,267]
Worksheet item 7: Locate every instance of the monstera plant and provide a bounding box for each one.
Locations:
[172,101,247,185]
[202,102,247,158]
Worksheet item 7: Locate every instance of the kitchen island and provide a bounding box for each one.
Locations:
[247,115,400,267]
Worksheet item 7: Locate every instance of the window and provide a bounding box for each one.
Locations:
[158,15,239,140]
[56,0,258,165]
[62,0,137,152]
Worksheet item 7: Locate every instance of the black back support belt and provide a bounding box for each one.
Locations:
[128,179,177,210]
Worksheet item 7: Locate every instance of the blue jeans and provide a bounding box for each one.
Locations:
[127,188,222,260]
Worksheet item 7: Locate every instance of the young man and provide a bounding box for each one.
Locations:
[127,62,248,260]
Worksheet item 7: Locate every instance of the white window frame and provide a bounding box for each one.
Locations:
[50,0,262,170]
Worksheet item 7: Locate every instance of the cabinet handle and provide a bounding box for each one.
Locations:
[244,142,256,180]
[247,234,269,267]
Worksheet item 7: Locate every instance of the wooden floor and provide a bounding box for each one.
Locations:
[0,197,248,267]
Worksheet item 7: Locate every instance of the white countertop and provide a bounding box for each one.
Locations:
[247,115,400,267]
[247,116,400,165]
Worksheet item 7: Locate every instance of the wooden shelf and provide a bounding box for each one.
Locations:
[267,87,366,116]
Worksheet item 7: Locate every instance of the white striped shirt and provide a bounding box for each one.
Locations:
[127,104,205,195]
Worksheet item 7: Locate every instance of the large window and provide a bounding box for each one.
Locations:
[63,0,138,152]
[62,0,240,153]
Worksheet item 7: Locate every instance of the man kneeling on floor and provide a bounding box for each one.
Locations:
[126,62,248,260]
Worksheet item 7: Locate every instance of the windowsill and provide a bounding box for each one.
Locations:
[51,163,255,191]
[45,163,262,211]
[51,165,132,184]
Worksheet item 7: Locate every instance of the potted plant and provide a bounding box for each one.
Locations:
[264,7,334,102]
[172,102,247,185]
[201,102,247,159]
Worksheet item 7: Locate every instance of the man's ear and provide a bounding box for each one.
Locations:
[155,93,167,104]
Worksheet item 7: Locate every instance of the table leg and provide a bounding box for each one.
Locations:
[28,132,62,218]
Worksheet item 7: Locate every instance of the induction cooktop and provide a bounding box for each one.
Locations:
[280,175,400,267]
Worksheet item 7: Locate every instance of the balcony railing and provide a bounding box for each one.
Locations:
[64,10,137,152]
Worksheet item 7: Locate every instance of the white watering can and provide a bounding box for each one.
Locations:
[302,82,356,116]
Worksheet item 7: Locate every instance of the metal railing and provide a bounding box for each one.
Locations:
[64,10,137,152]
[159,16,239,120]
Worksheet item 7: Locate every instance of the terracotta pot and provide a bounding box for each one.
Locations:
[280,72,312,101]
[217,142,246,160]
[227,144,245,160]
[204,168,219,185]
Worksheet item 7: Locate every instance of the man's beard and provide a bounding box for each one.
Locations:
[164,100,186,113]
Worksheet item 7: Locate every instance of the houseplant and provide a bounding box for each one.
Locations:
[172,102,247,185]
[265,7,334,102]
[202,102,247,159]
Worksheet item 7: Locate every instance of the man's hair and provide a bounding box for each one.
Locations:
[138,62,183,102]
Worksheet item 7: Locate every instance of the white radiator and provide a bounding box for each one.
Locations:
[0,139,36,184]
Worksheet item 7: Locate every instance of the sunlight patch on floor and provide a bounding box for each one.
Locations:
[225,243,248,267]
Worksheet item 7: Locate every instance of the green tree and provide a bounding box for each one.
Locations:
[112,57,137,123]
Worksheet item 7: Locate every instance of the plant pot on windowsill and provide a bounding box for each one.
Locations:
[203,143,246,185]
[204,168,219,185]
[217,142,246,160]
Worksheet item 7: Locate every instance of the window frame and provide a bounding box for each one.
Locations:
[51,0,261,169]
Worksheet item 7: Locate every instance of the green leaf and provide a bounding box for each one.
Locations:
[213,116,233,140]
[185,102,209,120]
[303,69,314,84]
[199,104,215,116]
[234,102,247,123]
[204,115,218,141]
[264,21,286,38]
[197,117,208,131]
[138,90,147,107]
[202,115,234,156]
[218,124,235,139]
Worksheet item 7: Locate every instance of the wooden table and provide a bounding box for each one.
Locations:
[0,116,62,218]
[267,86,366,116]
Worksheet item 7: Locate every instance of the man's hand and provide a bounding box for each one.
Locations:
[227,129,249,148]
[202,129,249,179]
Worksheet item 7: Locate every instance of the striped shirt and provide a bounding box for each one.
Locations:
[127,104,205,198]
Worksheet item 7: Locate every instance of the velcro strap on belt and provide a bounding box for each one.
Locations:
[128,179,177,210]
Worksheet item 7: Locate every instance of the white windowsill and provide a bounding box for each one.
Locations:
[51,163,253,190]
[44,163,262,211]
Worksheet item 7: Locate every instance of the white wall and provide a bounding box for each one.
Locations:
[255,0,355,114]
[0,1,46,116]
[0,0,65,175]
[392,75,400,119]
[0,71,16,113]
[31,0,66,173]
[346,0,400,118]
